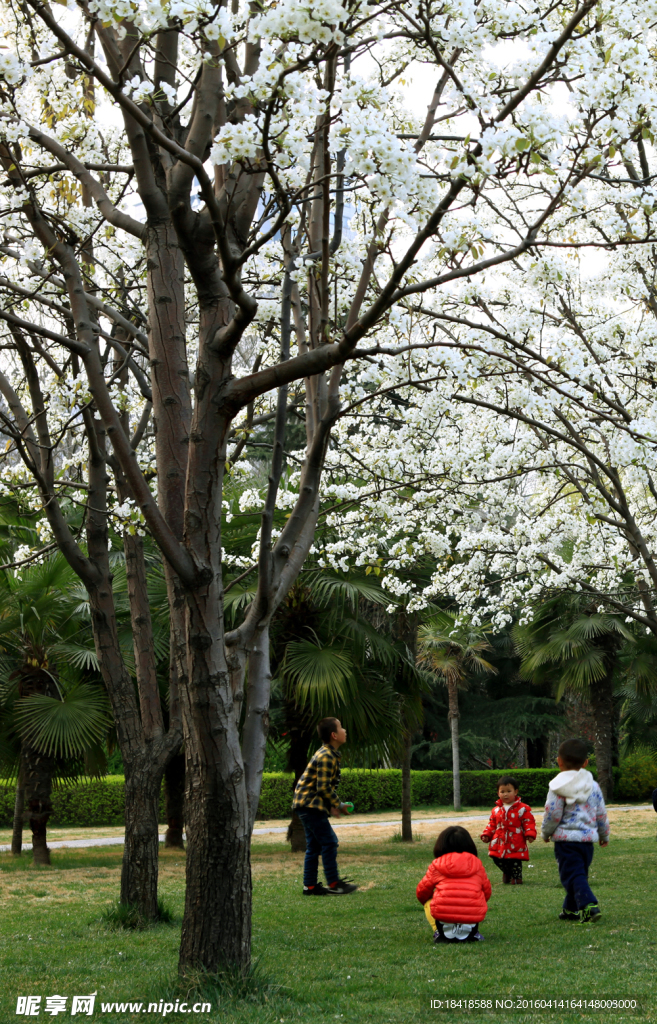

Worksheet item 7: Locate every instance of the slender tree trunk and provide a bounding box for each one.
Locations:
[590,667,614,801]
[121,763,164,916]
[401,731,413,841]
[11,765,24,856]
[23,745,56,866]
[287,811,307,853]
[285,700,314,853]
[164,750,185,849]
[447,680,461,811]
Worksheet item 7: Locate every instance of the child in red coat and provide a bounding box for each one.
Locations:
[416,825,492,943]
[480,775,536,885]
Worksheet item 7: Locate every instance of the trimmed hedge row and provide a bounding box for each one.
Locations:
[0,762,653,827]
[0,777,164,829]
[257,768,562,818]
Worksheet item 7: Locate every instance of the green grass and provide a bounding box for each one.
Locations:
[0,837,652,1023]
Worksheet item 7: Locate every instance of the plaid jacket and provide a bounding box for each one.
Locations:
[292,745,341,814]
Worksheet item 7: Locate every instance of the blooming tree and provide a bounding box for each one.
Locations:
[0,0,646,972]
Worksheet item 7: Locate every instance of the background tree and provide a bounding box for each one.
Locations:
[0,554,110,862]
[417,611,497,810]
[0,0,638,973]
[514,595,634,798]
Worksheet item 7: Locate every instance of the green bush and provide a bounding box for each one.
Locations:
[257,768,559,818]
[615,754,657,802]
[0,763,649,829]
[0,777,165,829]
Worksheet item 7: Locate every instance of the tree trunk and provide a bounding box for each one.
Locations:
[287,811,307,853]
[11,765,24,856]
[285,699,314,853]
[121,764,164,917]
[23,745,55,866]
[178,734,252,973]
[590,668,614,801]
[401,731,413,841]
[447,680,461,811]
[164,750,185,849]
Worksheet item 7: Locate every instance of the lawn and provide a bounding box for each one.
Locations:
[0,821,653,1024]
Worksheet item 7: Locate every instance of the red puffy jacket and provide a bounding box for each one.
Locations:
[416,852,492,924]
[480,798,536,860]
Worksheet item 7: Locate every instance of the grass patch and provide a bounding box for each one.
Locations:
[389,830,425,843]
[156,960,284,1007]
[0,830,653,1022]
[100,897,175,930]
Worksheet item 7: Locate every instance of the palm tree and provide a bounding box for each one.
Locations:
[513,594,634,799]
[417,611,498,811]
[0,555,110,863]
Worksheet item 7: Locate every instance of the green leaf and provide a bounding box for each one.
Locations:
[15,684,111,758]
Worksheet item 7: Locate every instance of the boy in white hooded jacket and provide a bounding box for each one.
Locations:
[541,738,610,923]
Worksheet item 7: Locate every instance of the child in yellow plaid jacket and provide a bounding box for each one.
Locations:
[293,718,358,895]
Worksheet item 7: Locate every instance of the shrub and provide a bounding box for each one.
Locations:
[0,763,646,829]
[615,754,657,802]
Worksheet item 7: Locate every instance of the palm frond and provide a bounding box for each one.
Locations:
[283,641,354,710]
[15,684,111,758]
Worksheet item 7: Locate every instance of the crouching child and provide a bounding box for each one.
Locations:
[416,826,491,943]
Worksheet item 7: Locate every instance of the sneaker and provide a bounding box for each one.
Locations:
[473,931,485,941]
[558,910,580,921]
[510,877,523,886]
[580,903,602,923]
[303,883,330,896]
[327,878,358,895]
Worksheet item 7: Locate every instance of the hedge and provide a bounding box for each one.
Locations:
[0,762,653,827]
[254,763,656,818]
[0,777,164,829]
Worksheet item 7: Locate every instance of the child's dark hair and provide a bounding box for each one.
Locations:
[317,717,340,744]
[497,775,519,790]
[558,737,589,770]
[433,825,478,859]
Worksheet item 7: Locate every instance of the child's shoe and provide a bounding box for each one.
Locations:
[558,910,580,921]
[510,877,523,885]
[303,883,330,896]
[580,903,602,923]
[502,875,510,884]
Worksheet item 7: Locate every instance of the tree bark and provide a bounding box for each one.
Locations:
[178,582,252,972]
[286,811,307,853]
[121,763,164,916]
[590,667,614,801]
[285,696,314,853]
[401,730,413,841]
[23,745,56,866]
[11,765,24,856]
[447,680,461,811]
[178,720,252,973]
[164,750,186,849]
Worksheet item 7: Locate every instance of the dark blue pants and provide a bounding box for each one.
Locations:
[297,809,339,886]
[554,841,597,911]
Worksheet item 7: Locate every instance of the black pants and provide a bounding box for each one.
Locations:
[491,856,522,880]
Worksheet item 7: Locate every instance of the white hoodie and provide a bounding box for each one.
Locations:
[548,768,594,805]
[541,768,610,843]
